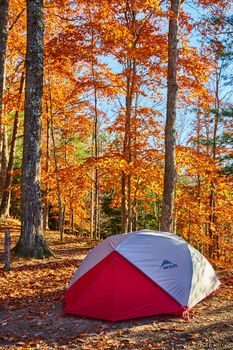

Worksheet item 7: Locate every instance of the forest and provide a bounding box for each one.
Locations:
[0,0,233,264]
[0,0,233,349]
[1,0,232,263]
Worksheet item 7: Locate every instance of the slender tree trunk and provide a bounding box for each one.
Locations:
[43,112,50,230]
[0,0,9,194]
[125,68,132,233]
[209,65,221,259]
[90,172,94,237]
[121,173,127,233]
[94,169,100,237]
[0,70,25,218]
[71,207,74,235]
[127,174,132,232]
[195,107,204,252]
[0,0,9,109]
[15,0,52,258]
[93,94,99,238]
[121,91,132,234]
[0,121,8,197]
[196,109,202,207]
[46,63,64,241]
[132,197,137,231]
[62,204,65,234]
[161,0,185,232]
[50,102,63,241]
[126,69,132,232]
[0,62,9,200]
[131,93,139,232]
[121,57,136,233]
[172,182,177,233]
[120,4,139,233]
[4,228,11,270]
[90,35,100,238]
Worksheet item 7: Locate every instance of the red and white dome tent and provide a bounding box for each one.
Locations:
[65,230,220,321]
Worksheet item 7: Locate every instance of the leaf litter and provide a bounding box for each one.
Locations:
[0,228,232,350]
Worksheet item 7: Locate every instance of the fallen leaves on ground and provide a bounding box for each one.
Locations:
[0,226,233,350]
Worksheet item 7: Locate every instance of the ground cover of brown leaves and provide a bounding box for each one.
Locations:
[0,223,232,350]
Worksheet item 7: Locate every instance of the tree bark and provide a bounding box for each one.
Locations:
[0,122,8,198]
[121,57,136,233]
[161,0,185,232]
[71,207,74,235]
[0,69,25,218]
[4,228,11,271]
[90,172,94,237]
[0,1,9,190]
[14,0,52,258]
[50,100,63,241]
[90,27,100,239]
[43,110,50,230]
[0,0,9,108]
[121,172,127,233]
[46,63,64,241]
[208,62,221,259]
[93,85,99,238]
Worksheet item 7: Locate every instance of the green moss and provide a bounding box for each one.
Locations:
[14,240,53,259]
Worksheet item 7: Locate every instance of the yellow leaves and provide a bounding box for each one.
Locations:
[175,142,232,263]
[178,41,214,102]
[143,0,160,8]
[210,223,216,232]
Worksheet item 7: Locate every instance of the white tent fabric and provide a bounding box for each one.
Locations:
[69,229,220,308]
[187,244,220,307]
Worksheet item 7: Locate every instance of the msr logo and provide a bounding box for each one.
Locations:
[160,259,178,270]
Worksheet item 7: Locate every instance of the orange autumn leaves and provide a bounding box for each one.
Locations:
[4,0,232,265]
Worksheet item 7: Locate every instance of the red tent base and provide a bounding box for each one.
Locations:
[65,251,182,321]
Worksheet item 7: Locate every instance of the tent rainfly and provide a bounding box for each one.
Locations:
[65,230,220,321]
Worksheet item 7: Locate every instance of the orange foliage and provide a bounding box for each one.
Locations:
[3,0,232,267]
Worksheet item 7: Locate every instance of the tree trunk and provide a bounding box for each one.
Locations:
[132,197,137,232]
[94,168,99,238]
[14,0,52,258]
[0,0,9,109]
[93,100,99,238]
[120,4,139,234]
[62,204,65,236]
[121,57,136,233]
[50,105,63,241]
[209,64,221,260]
[46,65,64,241]
[90,173,94,237]
[121,172,127,233]
[4,228,11,270]
[161,0,185,232]
[71,208,74,235]
[127,173,132,232]
[124,67,132,233]
[0,69,25,218]
[43,102,50,230]
[90,31,100,238]
[0,0,9,194]
[131,93,139,232]
[0,122,8,198]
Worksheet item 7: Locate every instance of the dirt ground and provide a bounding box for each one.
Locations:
[0,224,232,350]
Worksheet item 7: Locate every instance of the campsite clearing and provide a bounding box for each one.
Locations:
[0,228,232,350]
